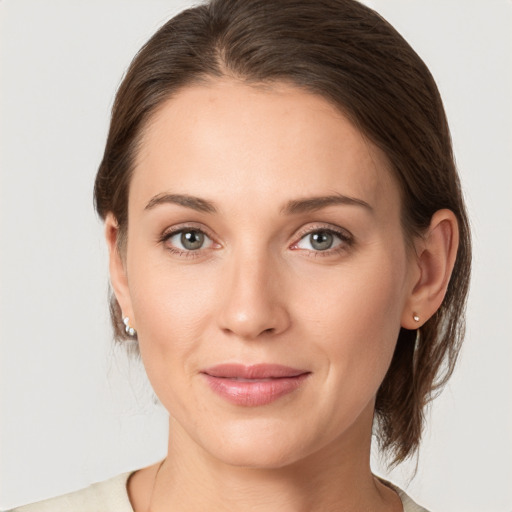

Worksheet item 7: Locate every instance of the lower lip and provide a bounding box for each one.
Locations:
[202,374,310,406]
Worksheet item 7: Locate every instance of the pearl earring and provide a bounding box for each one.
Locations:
[413,313,420,323]
[123,316,137,337]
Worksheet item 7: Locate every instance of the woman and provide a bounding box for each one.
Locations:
[9,0,471,510]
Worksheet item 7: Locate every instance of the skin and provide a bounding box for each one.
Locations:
[106,79,459,512]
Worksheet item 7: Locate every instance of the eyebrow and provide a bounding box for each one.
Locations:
[144,192,372,215]
[145,193,217,213]
[281,194,373,215]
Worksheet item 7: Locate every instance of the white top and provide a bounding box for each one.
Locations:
[8,472,429,512]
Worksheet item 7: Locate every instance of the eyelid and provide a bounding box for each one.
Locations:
[160,222,216,241]
[293,222,352,242]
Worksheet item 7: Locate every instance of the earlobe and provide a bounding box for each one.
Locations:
[402,209,459,329]
[104,213,134,326]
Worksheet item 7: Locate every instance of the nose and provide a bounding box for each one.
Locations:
[217,250,291,340]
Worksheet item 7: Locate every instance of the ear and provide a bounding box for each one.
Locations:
[401,209,459,329]
[104,213,135,327]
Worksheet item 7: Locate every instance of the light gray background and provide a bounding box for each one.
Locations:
[1,1,511,510]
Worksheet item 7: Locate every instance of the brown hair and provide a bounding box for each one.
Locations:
[94,0,471,466]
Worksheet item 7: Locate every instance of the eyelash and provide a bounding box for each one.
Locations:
[159,224,354,258]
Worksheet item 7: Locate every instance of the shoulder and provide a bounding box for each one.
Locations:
[7,472,134,512]
[378,477,431,512]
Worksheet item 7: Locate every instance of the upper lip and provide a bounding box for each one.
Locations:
[202,364,309,379]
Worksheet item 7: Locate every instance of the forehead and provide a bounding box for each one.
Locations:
[131,79,399,216]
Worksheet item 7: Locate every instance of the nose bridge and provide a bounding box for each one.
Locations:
[217,242,289,339]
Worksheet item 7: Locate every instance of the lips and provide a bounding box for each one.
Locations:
[201,364,310,406]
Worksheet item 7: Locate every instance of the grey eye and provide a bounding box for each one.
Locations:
[180,230,205,250]
[309,231,334,251]
[294,229,347,252]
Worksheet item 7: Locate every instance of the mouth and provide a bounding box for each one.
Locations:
[201,364,311,407]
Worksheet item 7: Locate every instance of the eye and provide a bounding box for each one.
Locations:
[305,231,336,251]
[293,228,351,253]
[164,228,215,252]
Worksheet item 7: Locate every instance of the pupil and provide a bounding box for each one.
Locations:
[311,231,333,251]
[181,230,204,250]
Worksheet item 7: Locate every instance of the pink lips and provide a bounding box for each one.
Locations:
[201,364,310,406]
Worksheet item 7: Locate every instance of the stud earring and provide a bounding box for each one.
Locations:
[413,313,420,323]
[123,316,137,337]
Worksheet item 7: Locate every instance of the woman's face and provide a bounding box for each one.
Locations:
[112,79,419,468]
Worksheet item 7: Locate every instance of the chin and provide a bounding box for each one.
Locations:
[197,417,317,470]
[212,444,302,470]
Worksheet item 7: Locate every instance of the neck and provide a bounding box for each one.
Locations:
[142,408,401,512]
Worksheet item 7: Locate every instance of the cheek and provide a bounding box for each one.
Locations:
[296,247,408,387]
[127,254,219,383]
